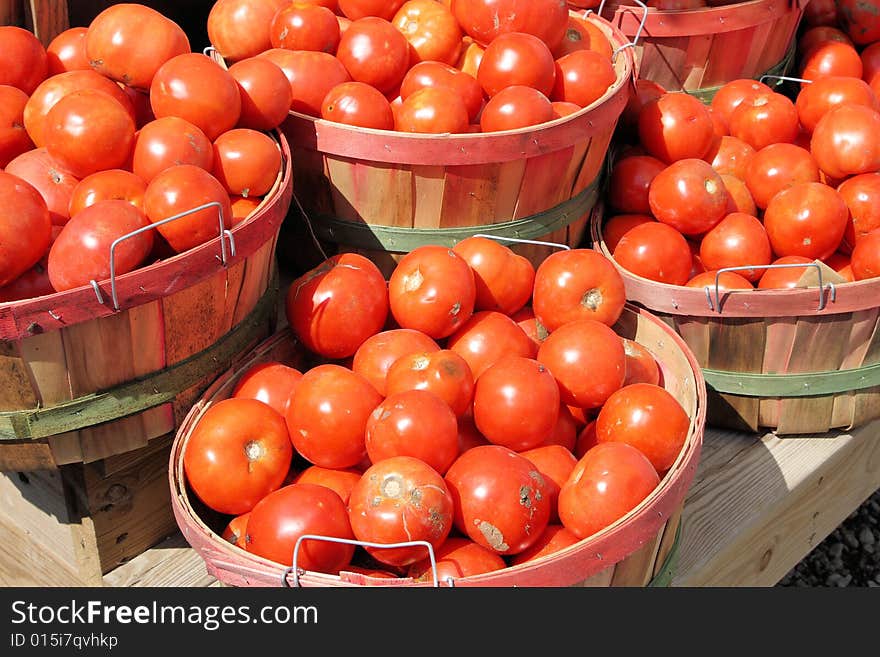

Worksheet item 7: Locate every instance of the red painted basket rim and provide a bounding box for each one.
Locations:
[168,303,706,587]
[0,130,293,340]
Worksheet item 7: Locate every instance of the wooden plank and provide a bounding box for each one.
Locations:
[705,317,766,432]
[26,0,69,46]
[0,340,38,410]
[103,534,219,587]
[19,329,71,407]
[609,526,664,587]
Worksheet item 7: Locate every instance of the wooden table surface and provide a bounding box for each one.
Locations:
[103,418,880,588]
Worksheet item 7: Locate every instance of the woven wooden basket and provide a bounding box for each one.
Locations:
[0,130,293,471]
[276,11,635,277]
[169,304,706,588]
[598,0,806,101]
[590,205,880,435]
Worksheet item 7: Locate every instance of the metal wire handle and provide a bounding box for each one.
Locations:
[706,262,837,313]
[471,233,571,251]
[596,0,648,63]
[280,535,447,588]
[759,74,813,86]
[89,201,233,311]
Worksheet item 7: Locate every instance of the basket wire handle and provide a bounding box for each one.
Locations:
[280,535,447,588]
[471,233,571,251]
[89,201,231,311]
[759,74,813,86]
[596,0,648,64]
[706,262,837,313]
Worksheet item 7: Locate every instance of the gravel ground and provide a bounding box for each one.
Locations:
[778,488,880,587]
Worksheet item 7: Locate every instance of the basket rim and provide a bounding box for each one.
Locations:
[0,129,293,340]
[168,303,707,587]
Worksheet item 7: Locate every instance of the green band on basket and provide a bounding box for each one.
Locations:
[703,361,880,398]
[647,522,681,588]
[309,178,600,252]
[685,42,797,104]
[0,275,279,441]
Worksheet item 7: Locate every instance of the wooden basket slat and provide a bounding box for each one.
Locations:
[682,34,714,91]
[653,506,683,579]
[609,521,666,586]
[757,316,798,428]
[18,329,71,408]
[62,309,135,397]
[0,342,39,410]
[411,164,446,232]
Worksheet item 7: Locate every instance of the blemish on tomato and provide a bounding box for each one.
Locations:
[477,520,508,552]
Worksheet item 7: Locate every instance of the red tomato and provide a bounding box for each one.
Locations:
[472,356,560,451]
[447,311,537,380]
[838,0,880,45]
[132,117,213,185]
[183,397,292,515]
[537,318,626,409]
[286,364,382,469]
[477,32,556,98]
[0,86,34,169]
[212,129,281,198]
[574,419,597,459]
[800,41,863,83]
[648,158,730,236]
[721,174,758,217]
[861,42,880,86]
[394,86,470,133]
[839,173,880,253]
[757,255,816,289]
[0,171,51,287]
[0,25,48,95]
[400,61,484,123]
[286,253,389,360]
[518,444,577,524]
[47,200,153,292]
[142,164,233,254]
[799,26,853,61]
[803,0,840,28]
[68,169,146,219]
[763,182,848,260]
[456,36,485,78]
[348,456,455,567]
[728,91,800,151]
[532,248,626,330]
[365,390,460,474]
[698,212,772,282]
[230,195,261,225]
[452,0,568,52]
[608,155,666,215]
[207,0,289,62]
[552,101,581,118]
[257,49,352,117]
[452,236,534,315]
[710,78,773,128]
[638,92,716,163]
[407,536,507,582]
[559,441,660,539]
[541,404,579,452]
[4,148,79,226]
[291,465,362,505]
[352,329,440,396]
[509,525,580,565]
[338,0,405,20]
[393,0,462,66]
[321,81,395,130]
[851,229,880,280]
[810,104,880,181]
[46,27,90,76]
[270,3,340,53]
[686,270,754,291]
[386,349,475,417]
[479,84,554,132]
[510,305,549,351]
[85,4,190,91]
[245,483,355,572]
[619,78,666,140]
[622,339,661,387]
[221,513,249,549]
[612,221,693,286]
[550,49,616,109]
[336,17,410,95]
[796,76,878,134]
[704,135,756,180]
[445,444,551,555]
[388,245,476,339]
[602,214,655,253]
[744,143,821,211]
[232,361,304,418]
[228,57,294,132]
[552,14,613,60]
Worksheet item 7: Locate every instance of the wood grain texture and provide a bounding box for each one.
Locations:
[103,534,218,587]
[27,0,68,45]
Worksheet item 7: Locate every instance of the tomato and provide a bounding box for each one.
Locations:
[851,229,880,280]
[150,53,241,141]
[452,0,569,52]
[338,0,405,20]
[551,49,616,109]
[686,270,754,292]
[810,104,880,181]
[477,32,556,98]
[763,182,849,260]
[183,397,292,515]
[365,390,460,474]
[24,69,136,150]
[710,78,772,128]
[447,311,537,380]
[532,248,626,330]
[540,403,579,451]
[407,536,507,582]
[861,42,880,86]
[457,411,489,452]
[728,91,799,151]
[638,92,716,163]
[803,0,840,28]
[552,14,613,60]
[394,86,470,133]
[86,4,190,91]
[757,255,815,289]
[552,101,581,118]
[232,361,304,418]
[720,174,757,217]
[837,0,880,46]
[519,444,577,524]
[602,214,655,252]
[207,0,288,63]
[707,106,728,139]
[212,129,280,198]
[619,78,666,140]
[132,116,213,184]
[228,57,293,132]
[221,513,249,550]
[574,419,597,459]
[744,143,821,211]
[608,155,666,215]
[264,48,354,119]
[270,3,340,53]
[800,41,863,83]
[0,86,34,169]
[286,253,389,359]
[796,76,878,135]
[798,26,853,61]
[68,169,146,219]
[509,525,580,565]
[839,173,880,253]
[245,483,355,572]
[479,85,554,132]
[286,364,382,468]
[4,148,79,226]
[400,61,484,123]
[648,158,730,236]
[336,17,410,95]
[291,465,362,504]
[537,318,626,409]
[393,0,462,66]
[46,27,90,76]
[697,212,771,282]
[510,305,549,351]
[321,81,395,130]
[0,26,48,95]
[388,245,476,339]
[0,171,51,287]
[612,221,693,286]
[348,456,454,567]
[230,195,261,225]
[622,339,661,387]
[452,236,534,315]
[704,135,756,180]
[385,348,474,419]
[445,444,551,555]
[352,329,440,396]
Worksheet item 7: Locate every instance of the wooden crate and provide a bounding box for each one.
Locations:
[0,436,177,585]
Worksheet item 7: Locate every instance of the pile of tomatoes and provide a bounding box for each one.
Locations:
[0,4,288,302]
[183,239,693,581]
[601,1,880,291]
[205,0,619,134]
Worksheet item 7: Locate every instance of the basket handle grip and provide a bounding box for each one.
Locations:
[594,0,648,63]
[471,233,571,251]
[706,262,837,314]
